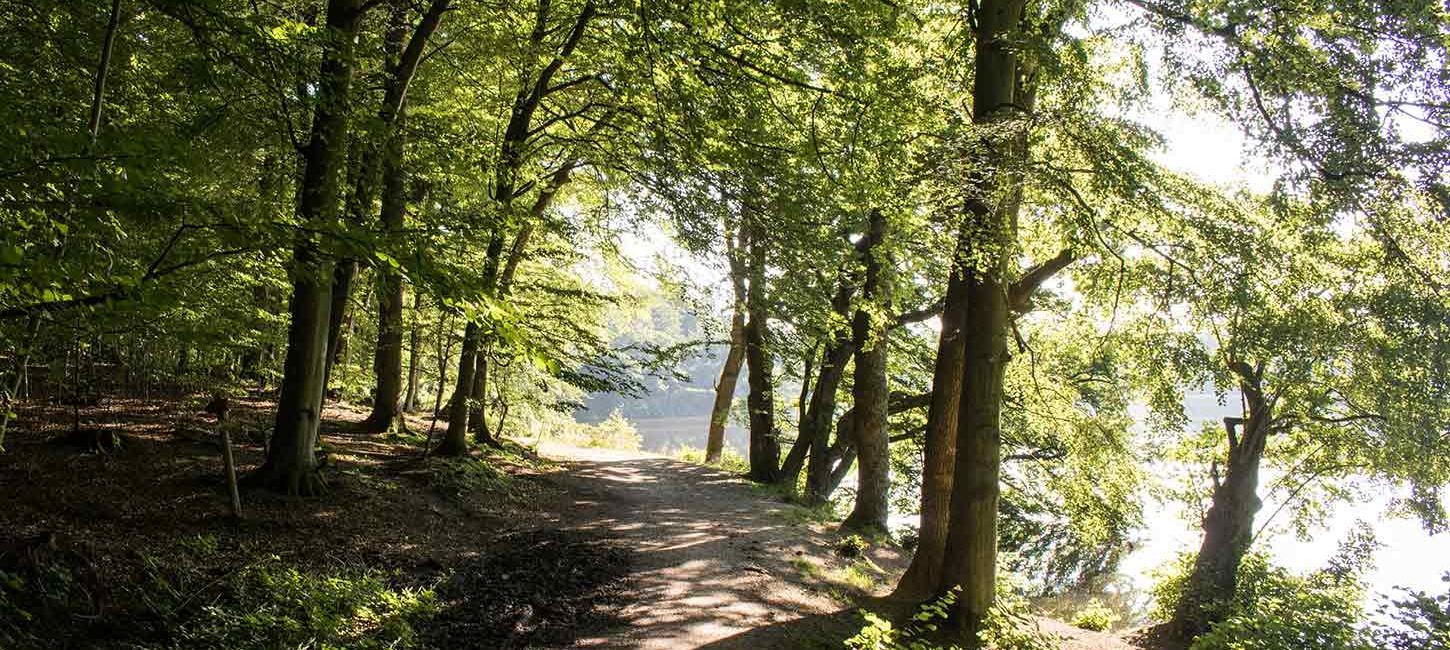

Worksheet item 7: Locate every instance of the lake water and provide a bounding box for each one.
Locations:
[623,410,1449,614]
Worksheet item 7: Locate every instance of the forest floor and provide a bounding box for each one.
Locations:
[0,396,1153,649]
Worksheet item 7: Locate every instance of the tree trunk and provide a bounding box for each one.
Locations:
[775,344,817,487]
[436,321,478,456]
[939,0,1035,633]
[1170,363,1271,640]
[403,290,422,412]
[87,0,122,141]
[706,308,745,464]
[843,210,892,534]
[249,0,363,496]
[322,259,356,395]
[743,222,779,483]
[707,224,749,464]
[361,122,407,432]
[940,268,1009,635]
[432,312,452,417]
[361,0,448,431]
[892,236,969,601]
[802,281,858,503]
[469,350,497,445]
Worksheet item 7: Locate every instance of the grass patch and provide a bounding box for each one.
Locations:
[167,557,439,649]
[790,555,885,605]
[428,457,518,498]
[672,444,751,475]
[552,410,641,451]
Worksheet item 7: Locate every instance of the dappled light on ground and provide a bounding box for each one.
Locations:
[543,444,906,649]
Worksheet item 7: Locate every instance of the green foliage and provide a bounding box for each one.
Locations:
[169,557,438,650]
[555,409,641,451]
[1148,548,1374,650]
[836,534,871,559]
[845,581,1059,650]
[673,444,751,475]
[1369,573,1450,650]
[1068,598,1118,632]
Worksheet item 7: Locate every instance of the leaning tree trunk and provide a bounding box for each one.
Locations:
[743,222,780,483]
[706,307,745,464]
[1170,363,1271,640]
[843,210,892,534]
[250,0,364,496]
[706,227,747,465]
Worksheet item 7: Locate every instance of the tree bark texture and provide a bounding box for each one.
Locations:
[843,210,892,534]
[363,0,449,432]
[743,221,780,483]
[252,0,364,495]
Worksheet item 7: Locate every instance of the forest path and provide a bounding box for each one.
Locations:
[537,442,876,649]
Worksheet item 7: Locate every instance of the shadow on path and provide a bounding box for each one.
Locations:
[541,445,889,649]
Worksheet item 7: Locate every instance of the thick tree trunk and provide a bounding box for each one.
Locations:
[843,211,892,534]
[1171,363,1271,640]
[939,0,1035,632]
[940,269,1009,634]
[361,0,448,431]
[892,238,969,600]
[436,321,478,456]
[743,223,780,483]
[251,0,363,495]
[403,290,422,412]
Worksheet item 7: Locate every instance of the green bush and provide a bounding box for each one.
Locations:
[558,410,641,450]
[837,534,871,559]
[674,444,750,474]
[1153,551,1372,650]
[1069,598,1118,632]
[845,579,1058,650]
[173,557,438,649]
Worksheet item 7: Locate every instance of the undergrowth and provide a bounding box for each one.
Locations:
[1,536,439,650]
[845,580,1059,650]
[673,444,751,474]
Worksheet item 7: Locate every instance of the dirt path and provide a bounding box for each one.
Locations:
[534,443,1149,650]
[538,443,892,649]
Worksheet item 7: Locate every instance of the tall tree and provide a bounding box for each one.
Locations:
[842,210,893,533]
[250,0,367,495]
[742,215,780,483]
[360,0,451,433]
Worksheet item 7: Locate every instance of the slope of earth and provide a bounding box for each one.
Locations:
[0,397,630,649]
